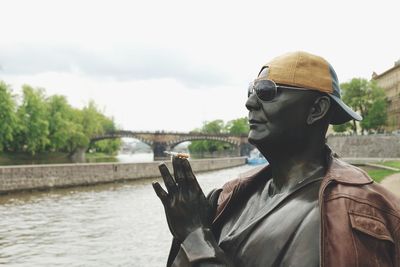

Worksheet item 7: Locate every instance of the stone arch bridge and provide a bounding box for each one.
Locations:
[89,130,251,160]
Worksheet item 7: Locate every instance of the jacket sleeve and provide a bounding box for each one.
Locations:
[170,227,233,267]
[166,188,233,267]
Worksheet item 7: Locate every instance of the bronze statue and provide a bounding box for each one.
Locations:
[153,51,400,266]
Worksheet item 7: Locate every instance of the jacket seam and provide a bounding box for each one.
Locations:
[394,221,400,236]
[326,193,400,219]
[394,224,400,264]
[394,223,400,266]
[348,210,386,225]
[350,224,394,243]
[350,223,359,267]
[348,211,395,242]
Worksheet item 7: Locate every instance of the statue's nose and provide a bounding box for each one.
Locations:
[246,93,260,111]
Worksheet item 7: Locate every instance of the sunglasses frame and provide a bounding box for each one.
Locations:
[248,79,310,102]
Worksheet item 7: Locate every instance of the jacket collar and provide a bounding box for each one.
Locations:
[240,145,373,185]
[323,156,373,185]
[228,146,372,192]
[213,146,373,226]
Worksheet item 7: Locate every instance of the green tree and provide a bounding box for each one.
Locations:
[90,116,121,155]
[202,119,225,134]
[189,119,248,156]
[0,81,17,152]
[46,95,75,151]
[332,122,352,133]
[340,78,388,134]
[0,81,121,157]
[16,85,50,155]
[189,120,226,155]
[66,111,89,153]
[81,100,105,137]
[80,101,121,155]
[225,117,249,135]
[361,97,388,133]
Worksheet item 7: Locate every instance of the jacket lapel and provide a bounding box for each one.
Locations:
[212,164,272,227]
[213,152,373,229]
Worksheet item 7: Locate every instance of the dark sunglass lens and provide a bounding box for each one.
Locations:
[254,80,276,101]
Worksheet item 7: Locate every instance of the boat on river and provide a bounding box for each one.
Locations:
[246,149,268,165]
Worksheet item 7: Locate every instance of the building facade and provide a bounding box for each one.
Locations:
[372,60,400,131]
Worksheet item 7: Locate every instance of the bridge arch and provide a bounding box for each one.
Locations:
[90,132,154,147]
[87,130,249,160]
[168,136,241,149]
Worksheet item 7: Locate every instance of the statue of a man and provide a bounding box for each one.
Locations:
[153,51,400,266]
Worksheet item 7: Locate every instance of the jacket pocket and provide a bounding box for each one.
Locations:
[349,211,394,243]
[348,211,394,267]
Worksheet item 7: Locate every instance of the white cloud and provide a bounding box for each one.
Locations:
[0,44,228,86]
[2,72,248,131]
[0,0,399,131]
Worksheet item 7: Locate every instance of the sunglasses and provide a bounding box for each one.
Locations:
[248,79,309,102]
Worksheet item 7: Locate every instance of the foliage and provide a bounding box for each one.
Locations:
[339,78,388,133]
[360,97,387,133]
[0,81,17,152]
[189,120,227,154]
[81,100,105,137]
[0,80,120,156]
[225,117,249,135]
[92,139,122,155]
[189,118,249,155]
[16,85,50,155]
[332,122,352,133]
[82,101,121,154]
[46,95,76,152]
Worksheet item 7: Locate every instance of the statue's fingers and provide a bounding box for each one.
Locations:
[152,182,168,204]
[182,159,201,189]
[158,163,177,193]
[172,157,186,185]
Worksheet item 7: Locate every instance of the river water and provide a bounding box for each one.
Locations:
[0,163,258,266]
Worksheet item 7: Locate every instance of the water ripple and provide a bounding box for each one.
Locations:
[0,165,257,266]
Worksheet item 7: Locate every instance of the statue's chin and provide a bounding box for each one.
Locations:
[248,128,272,146]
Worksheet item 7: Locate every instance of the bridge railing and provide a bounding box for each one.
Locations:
[92,130,248,139]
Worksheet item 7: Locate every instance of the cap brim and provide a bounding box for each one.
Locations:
[329,95,363,125]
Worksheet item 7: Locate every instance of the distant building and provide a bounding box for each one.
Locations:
[372,59,400,131]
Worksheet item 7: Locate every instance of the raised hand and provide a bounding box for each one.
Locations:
[152,157,212,242]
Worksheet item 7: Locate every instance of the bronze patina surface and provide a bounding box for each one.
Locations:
[153,52,400,267]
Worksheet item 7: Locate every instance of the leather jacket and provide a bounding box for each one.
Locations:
[167,155,400,267]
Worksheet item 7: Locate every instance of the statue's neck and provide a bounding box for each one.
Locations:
[261,139,327,194]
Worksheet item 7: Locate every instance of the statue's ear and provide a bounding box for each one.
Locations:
[306,95,331,125]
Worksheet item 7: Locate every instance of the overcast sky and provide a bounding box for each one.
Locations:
[1,0,399,132]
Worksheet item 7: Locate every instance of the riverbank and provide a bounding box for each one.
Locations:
[0,151,119,166]
[343,158,400,183]
[0,157,246,194]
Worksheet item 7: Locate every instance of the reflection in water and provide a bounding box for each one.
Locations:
[0,164,258,267]
[0,152,155,166]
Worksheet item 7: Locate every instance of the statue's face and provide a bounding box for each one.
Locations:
[246,72,317,149]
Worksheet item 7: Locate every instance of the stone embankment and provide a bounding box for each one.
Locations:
[327,135,400,158]
[0,157,246,194]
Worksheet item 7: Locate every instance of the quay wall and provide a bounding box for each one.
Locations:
[0,157,246,194]
[327,135,400,158]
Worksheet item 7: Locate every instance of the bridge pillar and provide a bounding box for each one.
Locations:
[153,142,171,161]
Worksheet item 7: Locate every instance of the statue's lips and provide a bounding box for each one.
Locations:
[249,119,266,124]
[249,119,266,129]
